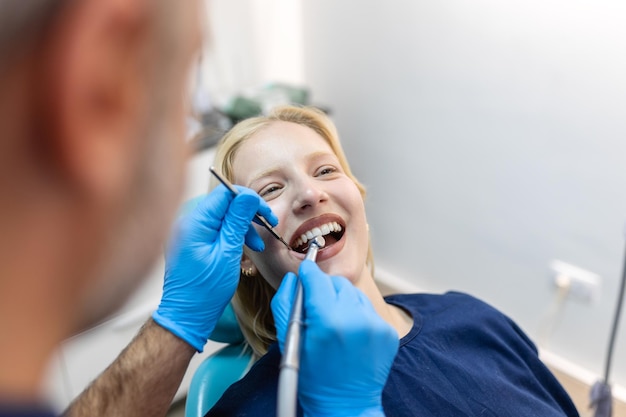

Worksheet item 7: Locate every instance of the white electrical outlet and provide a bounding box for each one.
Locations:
[550,260,601,303]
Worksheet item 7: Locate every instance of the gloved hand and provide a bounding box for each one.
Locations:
[272,261,399,417]
[153,185,276,352]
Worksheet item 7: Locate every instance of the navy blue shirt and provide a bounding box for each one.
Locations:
[207,292,579,417]
[0,404,56,417]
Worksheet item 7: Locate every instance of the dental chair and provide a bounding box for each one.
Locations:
[184,303,253,417]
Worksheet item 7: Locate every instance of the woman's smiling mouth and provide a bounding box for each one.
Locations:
[289,215,346,254]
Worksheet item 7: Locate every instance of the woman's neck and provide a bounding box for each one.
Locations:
[356,272,414,339]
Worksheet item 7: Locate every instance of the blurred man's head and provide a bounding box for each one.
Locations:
[0,0,202,334]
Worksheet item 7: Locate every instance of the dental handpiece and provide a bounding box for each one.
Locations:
[277,235,326,417]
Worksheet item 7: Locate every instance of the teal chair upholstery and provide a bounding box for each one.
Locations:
[184,303,253,417]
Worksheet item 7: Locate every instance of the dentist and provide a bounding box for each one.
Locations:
[0,1,398,417]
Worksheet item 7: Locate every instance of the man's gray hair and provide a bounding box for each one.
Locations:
[0,0,66,67]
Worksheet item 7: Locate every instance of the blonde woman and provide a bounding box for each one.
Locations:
[207,106,579,417]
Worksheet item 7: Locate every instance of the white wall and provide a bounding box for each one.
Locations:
[200,0,304,104]
[299,0,626,388]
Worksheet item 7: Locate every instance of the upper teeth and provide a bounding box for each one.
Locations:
[294,222,343,248]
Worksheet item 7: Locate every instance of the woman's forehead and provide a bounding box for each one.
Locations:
[251,121,329,148]
[232,122,335,177]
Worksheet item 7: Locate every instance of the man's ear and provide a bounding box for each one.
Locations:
[43,0,152,200]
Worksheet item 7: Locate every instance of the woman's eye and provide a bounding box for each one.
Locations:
[317,166,337,176]
[260,185,281,197]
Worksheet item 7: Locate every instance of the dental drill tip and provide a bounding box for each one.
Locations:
[304,235,324,262]
[312,235,326,249]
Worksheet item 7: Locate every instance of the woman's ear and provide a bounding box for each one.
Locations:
[240,255,258,278]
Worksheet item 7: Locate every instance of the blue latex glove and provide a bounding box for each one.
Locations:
[153,185,276,352]
[272,261,399,417]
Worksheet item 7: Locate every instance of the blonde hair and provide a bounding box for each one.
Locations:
[211,105,374,357]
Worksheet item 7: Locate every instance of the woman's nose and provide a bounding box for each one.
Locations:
[292,178,328,213]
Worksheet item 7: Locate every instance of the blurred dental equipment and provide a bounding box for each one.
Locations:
[209,166,291,250]
[278,235,326,417]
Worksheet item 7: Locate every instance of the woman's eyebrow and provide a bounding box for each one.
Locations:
[247,152,336,186]
[248,167,281,187]
[308,151,335,162]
